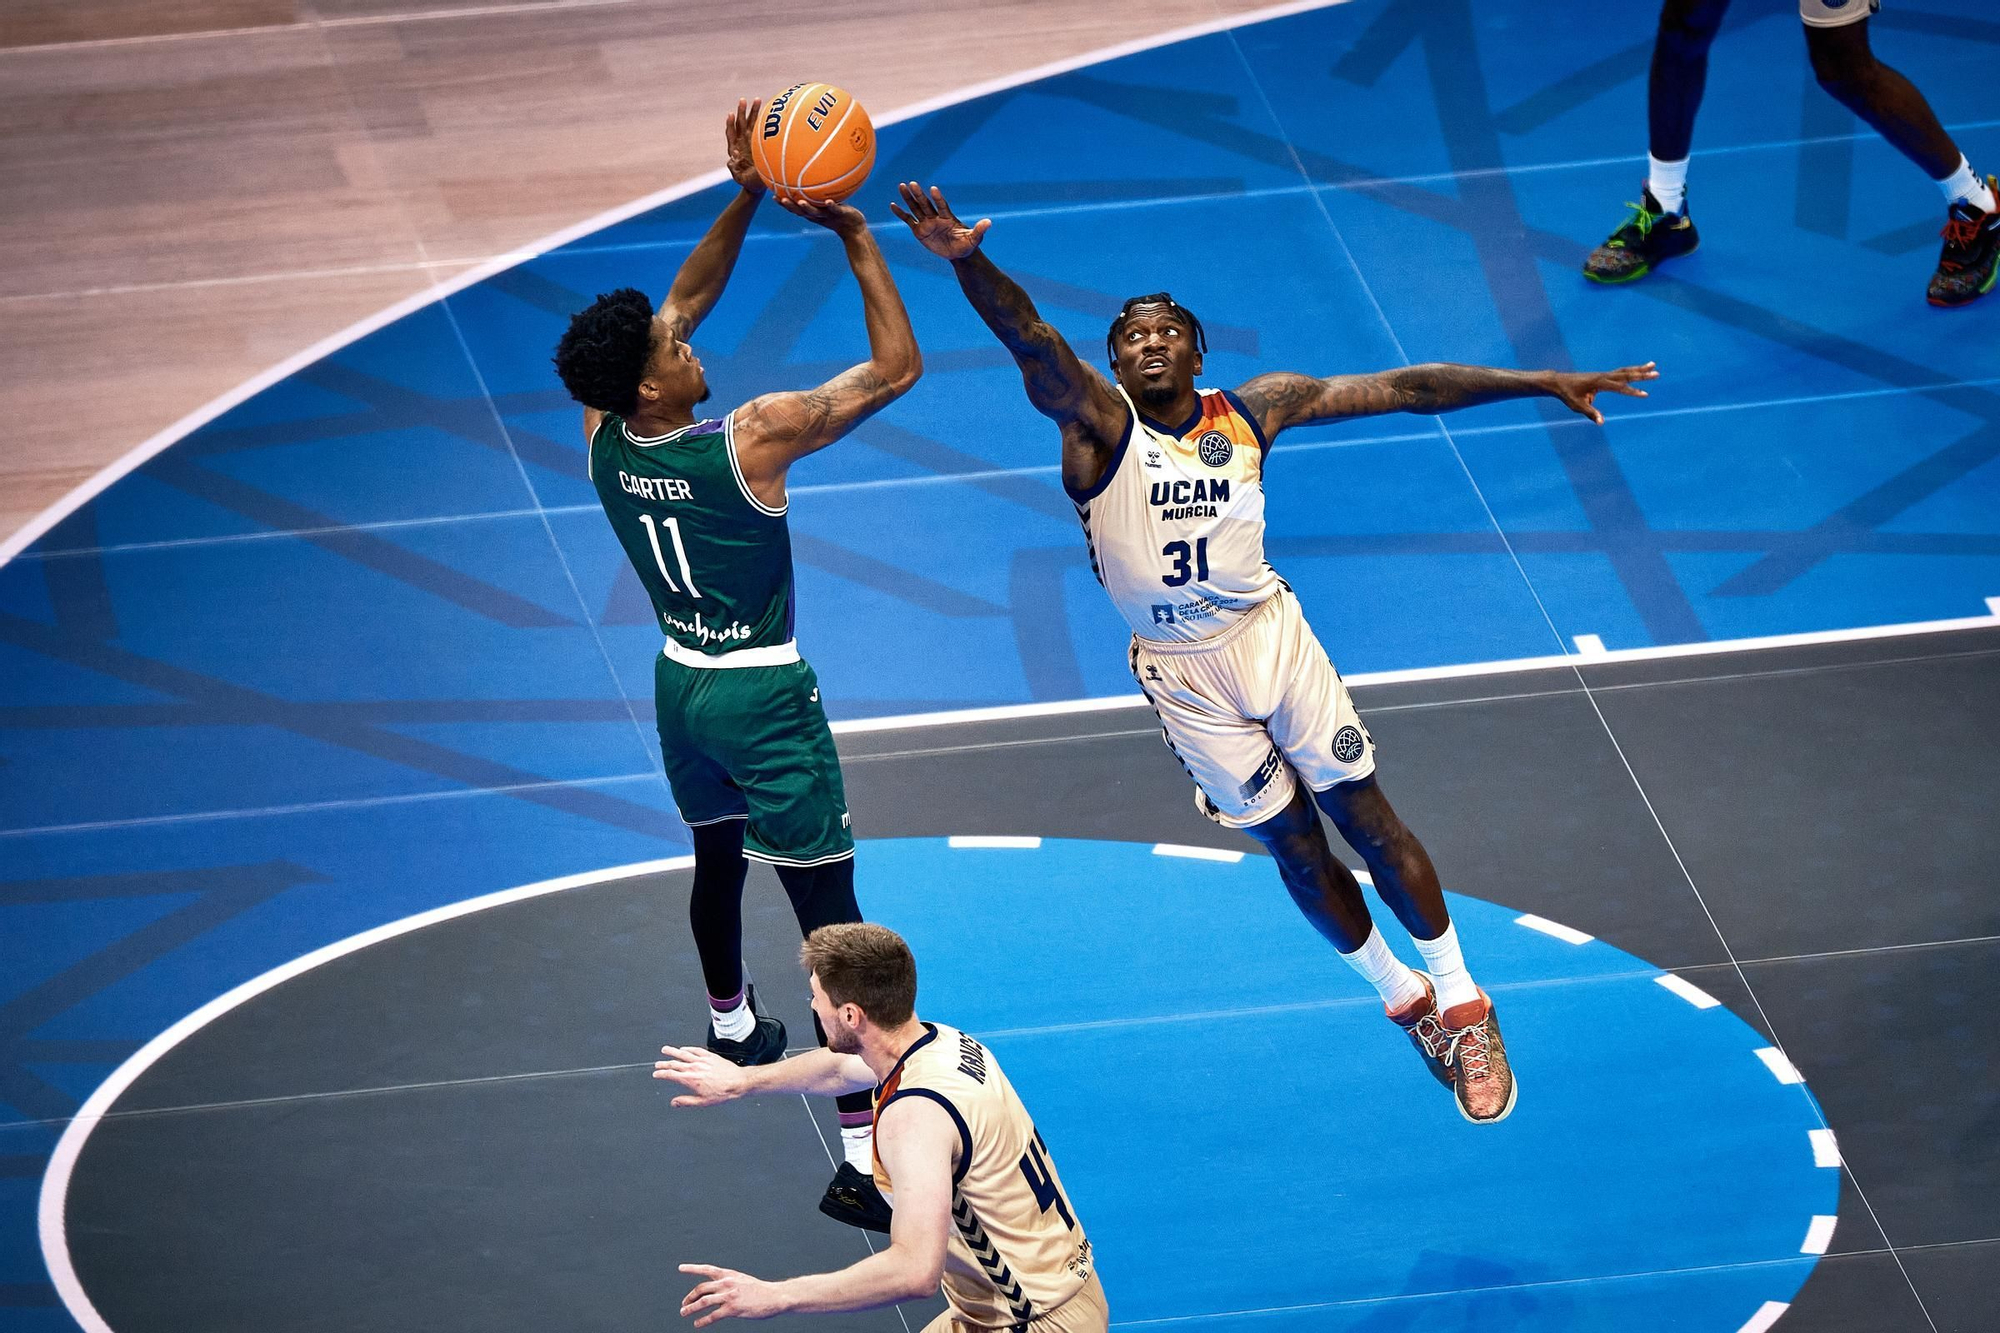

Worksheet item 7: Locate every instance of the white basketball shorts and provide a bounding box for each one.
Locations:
[1128,585,1374,829]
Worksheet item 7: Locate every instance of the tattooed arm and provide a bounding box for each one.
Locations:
[1235,361,1658,441]
[732,201,923,508]
[891,182,1126,490]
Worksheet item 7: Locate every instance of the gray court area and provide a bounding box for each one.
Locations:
[59,628,2000,1332]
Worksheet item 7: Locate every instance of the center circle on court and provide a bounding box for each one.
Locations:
[54,837,1835,1333]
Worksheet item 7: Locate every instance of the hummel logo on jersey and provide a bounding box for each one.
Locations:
[1145,664,1162,682]
[1144,449,1163,468]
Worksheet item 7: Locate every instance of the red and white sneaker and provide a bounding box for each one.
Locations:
[1386,974,1454,1090]
[1439,989,1518,1124]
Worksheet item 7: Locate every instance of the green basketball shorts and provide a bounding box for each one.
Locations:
[652,652,854,866]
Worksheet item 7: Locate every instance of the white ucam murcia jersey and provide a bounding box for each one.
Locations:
[1070,384,1280,642]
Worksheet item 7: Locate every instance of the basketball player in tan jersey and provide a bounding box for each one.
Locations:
[656,923,1105,1332]
[893,181,1658,1124]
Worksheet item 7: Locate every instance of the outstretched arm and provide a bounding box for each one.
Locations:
[1236,362,1658,440]
[675,1097,957,1324]
[653,1044,875,1103]
[891,182,1124,441]
[729,198,922,505]
[658,99,768,340]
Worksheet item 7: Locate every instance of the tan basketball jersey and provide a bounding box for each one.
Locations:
[873,1024,1093,1329]
[1070,385,1279,643]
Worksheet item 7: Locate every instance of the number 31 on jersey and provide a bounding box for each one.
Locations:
[1162,538,1210,588]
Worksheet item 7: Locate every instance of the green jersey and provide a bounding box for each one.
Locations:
[589,411,797,660]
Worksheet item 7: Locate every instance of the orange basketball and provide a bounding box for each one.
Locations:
[752,83,876,205]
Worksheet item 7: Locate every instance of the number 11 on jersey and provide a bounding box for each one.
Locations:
[639,513,702,598]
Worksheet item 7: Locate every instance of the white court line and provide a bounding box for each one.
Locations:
[1987,596,2000,617]
[13,377,2000,562]
[1802,1215,1839,1255]
[0,771,658,840]
[37,853,693,1333]
[1513,914,1594,945]
[1811,1129,1843,1167]
[830,603,2000,736]
[1737,1302,1791,1333]
[947,835,1042,849]
[1572,633,1608,657]
[1654,974,1722,1009]
[1755,1047,1806,1086]
[1152,843,1245,862]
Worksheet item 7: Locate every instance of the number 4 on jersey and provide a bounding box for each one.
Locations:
[1017,1130,1075,1229]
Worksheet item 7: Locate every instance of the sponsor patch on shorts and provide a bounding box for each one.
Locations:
[1240,747,1285,804]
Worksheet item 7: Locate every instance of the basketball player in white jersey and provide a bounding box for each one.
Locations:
[891,182,1658,1124]
[656,923,1104,1332]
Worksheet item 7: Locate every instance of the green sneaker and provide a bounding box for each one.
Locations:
[1584,188,1699,284]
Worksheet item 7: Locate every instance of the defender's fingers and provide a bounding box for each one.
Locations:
[888,201,916,226]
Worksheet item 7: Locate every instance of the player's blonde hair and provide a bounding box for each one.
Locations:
[801,923,918,1027]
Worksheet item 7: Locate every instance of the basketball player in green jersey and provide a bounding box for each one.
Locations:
[553,99,921,1229]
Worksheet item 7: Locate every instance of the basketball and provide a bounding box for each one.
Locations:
[752,83,876,205]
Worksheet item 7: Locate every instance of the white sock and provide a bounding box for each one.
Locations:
[1647,154,1690,215]
[1411,924,1479,1013]
[1938,155,1996,212]
[709,989,754,1041]
[839,1123,874,1171]
[1338,926,1428,1012]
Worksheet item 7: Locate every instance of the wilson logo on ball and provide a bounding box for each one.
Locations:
[753,82,876,205]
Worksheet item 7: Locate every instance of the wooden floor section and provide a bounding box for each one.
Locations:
[0,0,1281,549]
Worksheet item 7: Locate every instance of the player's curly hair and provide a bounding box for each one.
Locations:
[552,287,658,416]
[1106,291,1208,365]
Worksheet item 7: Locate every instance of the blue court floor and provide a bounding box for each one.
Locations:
[4,1,1998,1329]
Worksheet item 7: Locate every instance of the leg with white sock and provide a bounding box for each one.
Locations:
[1804,15,1999,305]
[688,821,754,1038]
[775,856,893,1231]
[1314,775,1518,1123]
[1311,777,1471,1001]
[1583,0,1725,281]
[1240,787,1424,1012]
[1647,0,1732,205]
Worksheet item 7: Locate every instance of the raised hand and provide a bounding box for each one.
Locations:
[679,1264,785,1326]
[1550,361,1658,425]
[769,187,868,236]
[654,1044,750,1106]
[725,98,766,195]
[889,181,991,259]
